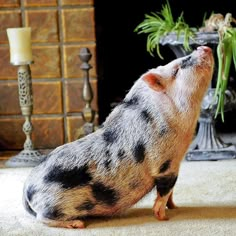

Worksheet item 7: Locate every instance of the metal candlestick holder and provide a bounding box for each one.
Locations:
[5,62,45,167]
[76,48,97,139]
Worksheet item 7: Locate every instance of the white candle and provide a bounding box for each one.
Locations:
[6,27,33,65]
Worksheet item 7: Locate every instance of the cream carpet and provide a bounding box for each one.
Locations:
[1,160,236,236]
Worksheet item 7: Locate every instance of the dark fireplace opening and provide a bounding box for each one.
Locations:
[94,0,236,134]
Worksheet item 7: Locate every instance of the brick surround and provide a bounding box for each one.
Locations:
[0,0,97,154]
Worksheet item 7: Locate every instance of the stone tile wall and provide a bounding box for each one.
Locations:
[0,0,97,152]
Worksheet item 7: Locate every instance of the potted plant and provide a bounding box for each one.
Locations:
[134,1,236,160]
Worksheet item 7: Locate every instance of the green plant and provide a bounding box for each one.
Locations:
[135,1,236,121]
[134,0,196,59]
[214,13,236,121]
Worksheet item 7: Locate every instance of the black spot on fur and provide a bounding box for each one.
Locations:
[44,164,92,189]
[76,200,95,211]
[104,149,111,169]
[91,182,119,206]
[103,129,118,144]
[117,149,126,160]
[180,56,195,69]
[104,159,112,170]
[122,96,139,108]
[133,141,146,163]
[141,109,153,123]
[159,125,169,137]
[155,174,178,197]
[105,149,111,157]
[43,207,65,220]
[159,160,171,173]
[26,185,37,202]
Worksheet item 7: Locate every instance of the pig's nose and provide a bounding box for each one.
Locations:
[197,46,212,53]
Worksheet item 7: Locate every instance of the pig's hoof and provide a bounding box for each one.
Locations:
[158,216,169,221]
[153,198,169,221]
[66,220,85,229]
[154,211,169,221]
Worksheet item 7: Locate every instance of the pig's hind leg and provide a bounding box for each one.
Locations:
[153,174,178,220]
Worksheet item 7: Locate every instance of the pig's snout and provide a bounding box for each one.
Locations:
[197,46,212,54]
[195,46,214,66]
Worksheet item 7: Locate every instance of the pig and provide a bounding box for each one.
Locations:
[22,46,214,229]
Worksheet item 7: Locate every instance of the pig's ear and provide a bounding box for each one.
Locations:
[142,72,165,92]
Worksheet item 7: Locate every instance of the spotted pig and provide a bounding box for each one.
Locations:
[23,46,214,228]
